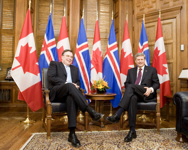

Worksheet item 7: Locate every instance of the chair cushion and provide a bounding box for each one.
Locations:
[182,117,188,130]
[51,102,67,113]
[137,102,157,110]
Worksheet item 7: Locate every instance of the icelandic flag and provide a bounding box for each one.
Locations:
[138,20,150,66]
[103,20,121,108]
[39,13,59,81]
[73,18,91,96]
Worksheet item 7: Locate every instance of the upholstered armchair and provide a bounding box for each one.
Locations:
[42,68,88,139]
[173,91,188,142]
[120,89,160,134]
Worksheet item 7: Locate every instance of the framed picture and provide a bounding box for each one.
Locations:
[5,67,13,81]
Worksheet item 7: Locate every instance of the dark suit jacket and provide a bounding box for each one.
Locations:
[124,66,160,100]
[47,61,80,101]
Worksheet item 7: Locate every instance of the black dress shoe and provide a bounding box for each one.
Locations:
[106,114,120,123]
[124,130,137,142]
[91,110,104,122]
[68,133,81,147]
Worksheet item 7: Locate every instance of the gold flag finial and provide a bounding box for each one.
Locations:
[64,6,65,16]
[29,0,31,10]
[159,9,161,18]
[96,1,98,20]
[143,14,145,24]
[126,11,128,22]
[82,8,84,18]
[50,3,52,13]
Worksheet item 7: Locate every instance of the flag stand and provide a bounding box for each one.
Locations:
[20,105,35,124]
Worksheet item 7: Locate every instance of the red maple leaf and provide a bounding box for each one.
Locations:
[15,43,39,76]
[153,47,168,76]
[91,47,102,74]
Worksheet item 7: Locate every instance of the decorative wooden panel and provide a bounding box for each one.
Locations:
[53,0,64,34]
[36,0,50,57]
[0,0,15,80]
[83,0,112,58]
[99,0,112,57]
[85,0,97,58]
[135,0,183,15]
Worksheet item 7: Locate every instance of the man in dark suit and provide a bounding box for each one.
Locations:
[106,53,160,142]
[47,49,103,148]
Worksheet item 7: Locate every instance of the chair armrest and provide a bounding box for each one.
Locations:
[173,92,188,132]
[43,89,51,105]
[173,92,188,117]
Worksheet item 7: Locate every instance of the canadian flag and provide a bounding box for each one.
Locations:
[91,20,103,83]
[120,20,134,89]
[11,9,43,112]
[57,16,70,62]
[152,17,172,108]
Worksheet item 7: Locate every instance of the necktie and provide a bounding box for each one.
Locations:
[66,66,72,83]
[135,68,142,85]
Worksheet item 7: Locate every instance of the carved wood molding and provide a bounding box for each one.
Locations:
[137,5,182,22]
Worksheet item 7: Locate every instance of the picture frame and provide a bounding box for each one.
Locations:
[5,67,13,81]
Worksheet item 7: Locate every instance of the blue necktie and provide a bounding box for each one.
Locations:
[66,66,72,83]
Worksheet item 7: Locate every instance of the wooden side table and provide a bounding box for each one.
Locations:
[165,95,173,122]
[85,93,116,127]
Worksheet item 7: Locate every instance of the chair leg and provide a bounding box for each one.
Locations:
[120,112,124,129]
[156,111,160,134]
[42,108,45,124]
[47,114,51,139]
[47,105,52,139]
[84,112,89,131]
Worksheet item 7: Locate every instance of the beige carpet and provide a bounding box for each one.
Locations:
[20,128,188,150]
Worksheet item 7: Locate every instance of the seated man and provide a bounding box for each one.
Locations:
[106,53,160,142]
[47,49,103,148]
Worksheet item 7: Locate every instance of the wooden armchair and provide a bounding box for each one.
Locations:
[120,89,160,134]
[42,68,88,139]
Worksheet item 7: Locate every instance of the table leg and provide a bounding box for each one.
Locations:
[99,100,105,127]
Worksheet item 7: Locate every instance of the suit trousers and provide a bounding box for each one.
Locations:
[119,84,148,128]
[53,83,88,128]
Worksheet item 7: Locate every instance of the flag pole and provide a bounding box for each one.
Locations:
[64,5,66,16]
[77,6,85,121]
[143,13,145,25]
[126,11,128,22]
[29,0,31,10]
[159,9,161,18]
[21,0,35,124]
[20,0,35,124]
[50,3,52,14]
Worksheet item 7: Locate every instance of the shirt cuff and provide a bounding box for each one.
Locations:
[150,87,154,93]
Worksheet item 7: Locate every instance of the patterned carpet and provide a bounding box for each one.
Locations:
[21,128,188,150]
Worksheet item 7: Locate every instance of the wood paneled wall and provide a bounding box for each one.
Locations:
[0,0,188,96]
[0,0,15,80]
[133,0,187,94]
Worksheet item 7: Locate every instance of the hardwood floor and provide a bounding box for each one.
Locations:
[0,109,176,150]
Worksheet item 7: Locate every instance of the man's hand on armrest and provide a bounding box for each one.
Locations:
[144,87,153,97]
